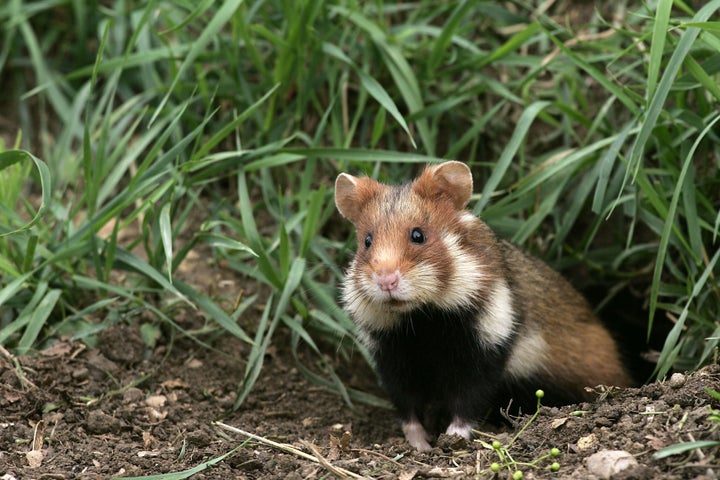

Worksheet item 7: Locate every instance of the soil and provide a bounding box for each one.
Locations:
[1,308,719,480]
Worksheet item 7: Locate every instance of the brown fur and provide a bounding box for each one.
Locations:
[502,243,632,392]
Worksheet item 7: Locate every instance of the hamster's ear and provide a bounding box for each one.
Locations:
[335,173,377,224]
[414,161,473,210]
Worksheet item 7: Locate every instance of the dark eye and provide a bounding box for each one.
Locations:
[364,234,373,249]
[410,228,425,244]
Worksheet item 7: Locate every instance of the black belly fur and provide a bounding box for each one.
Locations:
[369,304,579,435]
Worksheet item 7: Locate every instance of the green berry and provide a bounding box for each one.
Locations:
[490,463,501,473]
[513,470,523,480]
[492,440,502,450]
[550,447,560,457]
[535,389,545,399]
[550,462,560,472]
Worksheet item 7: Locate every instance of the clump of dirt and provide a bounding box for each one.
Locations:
[1,317,719,479]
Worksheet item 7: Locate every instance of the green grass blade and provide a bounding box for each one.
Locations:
[150,0,246,126]
[16,14,70,120]
[0,150,51,237]
[648,113,720,336]
[473,101,551,214]
[281,146,440,164]
[323,42,417,148]
[626,1,720,181]
[646,0,673,101]
[174,280,253,344]
[299,187,325,258]
[159,203,173,283]
[66,44,193,80]
[114,445,242,480]
[243,153,306,172]
[681,166,703,262]
[592,121,634,214]
[654,248,720,379]
[235,293,275,409]
[113,248,192,307]
[684,54,720,102]
[196,232,257,257]
[290,333,392,409]
[193,83,281,159]
[16,288,61,355]
[331,5,431,153]
[540,24,639,115]
[236,169,281,288]
[356,69,416,149]
[278,222,291,279]
[654,440,720,459]
[427,0,473,72]
[473,21,541,70]
[21,234,38,273]
[0,274,43,344]
[275,258,306,325]
[236,256,306,408]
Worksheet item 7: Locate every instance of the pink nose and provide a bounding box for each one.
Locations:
[376,271,400,292]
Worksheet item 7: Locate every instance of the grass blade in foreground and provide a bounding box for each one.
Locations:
[114,445,242,480]
[0,150,51,237]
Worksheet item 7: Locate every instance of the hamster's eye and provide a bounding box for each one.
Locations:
[410,228,425,244]
[364,234,373,249]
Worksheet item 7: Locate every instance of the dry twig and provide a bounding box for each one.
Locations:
[214,421,367,479]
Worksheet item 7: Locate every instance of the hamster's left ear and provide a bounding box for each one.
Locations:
[335,173,359,222]
[414,161,473,210]
[335,173,380,224]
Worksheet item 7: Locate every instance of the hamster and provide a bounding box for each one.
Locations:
[334,161,632,451]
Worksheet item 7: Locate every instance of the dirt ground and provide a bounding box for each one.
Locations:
[2,295,720,480]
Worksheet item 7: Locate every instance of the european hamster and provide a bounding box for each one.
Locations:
[334,161,632,451]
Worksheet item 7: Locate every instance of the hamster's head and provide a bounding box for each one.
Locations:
[335,161,497,331]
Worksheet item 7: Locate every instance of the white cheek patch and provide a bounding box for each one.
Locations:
[505,328,548,379]
[475,281,516,347]
[436,233,488,310]
[459,212,477,226]
[400,261,442,304]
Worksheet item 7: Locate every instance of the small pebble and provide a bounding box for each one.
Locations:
[71,367,89,380]
[122,387,145,404]
[85,410,125,434]
[577,433,598,450]
[585,449,638,479]
[668,372,686,388]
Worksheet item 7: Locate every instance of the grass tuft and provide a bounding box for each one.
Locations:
[0,1,719,415]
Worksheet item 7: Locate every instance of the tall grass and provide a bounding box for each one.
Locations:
[0,0,718,408]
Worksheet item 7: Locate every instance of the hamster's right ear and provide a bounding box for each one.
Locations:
[335,173,364,224]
